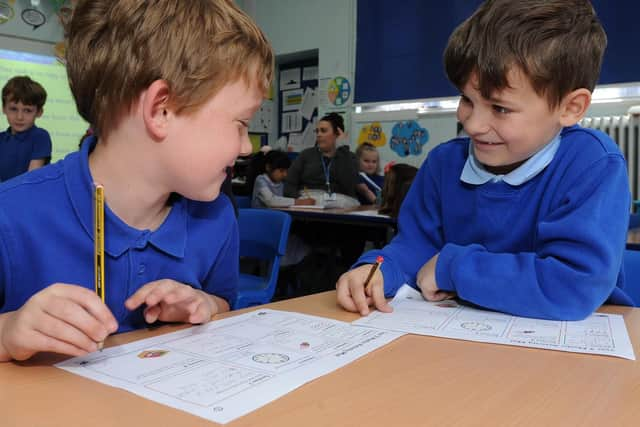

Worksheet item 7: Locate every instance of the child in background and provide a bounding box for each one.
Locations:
[0,76,52,181]
[378,163,418,219]
[355,142,384,205]
[0,0,273,362]
[337,0,633,321]
[251,150,315,208]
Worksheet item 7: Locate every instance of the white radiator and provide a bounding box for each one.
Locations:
[580,114,640,201]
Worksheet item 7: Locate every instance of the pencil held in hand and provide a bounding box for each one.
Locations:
[94,184,106,350]
[363,256,384,295]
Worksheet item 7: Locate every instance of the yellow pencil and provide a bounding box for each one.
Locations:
[94,184,106,350]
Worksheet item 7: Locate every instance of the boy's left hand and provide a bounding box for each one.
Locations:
[416,254,456,301]
[125,280,224,325]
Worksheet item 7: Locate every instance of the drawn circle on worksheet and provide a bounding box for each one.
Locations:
[252,352,290,364]
[460,321,492,332]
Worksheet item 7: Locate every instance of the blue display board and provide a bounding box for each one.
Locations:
[355,0,640,103]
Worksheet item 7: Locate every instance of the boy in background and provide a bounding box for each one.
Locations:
[337,0,632,320]
[0,76,52,181]
[0,0,273,361]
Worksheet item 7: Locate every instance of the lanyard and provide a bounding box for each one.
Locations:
[320,154,333,194]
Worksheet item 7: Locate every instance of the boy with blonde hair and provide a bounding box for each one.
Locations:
[0,0,273,361]
[0,75,52,181]
[337,0,633,320]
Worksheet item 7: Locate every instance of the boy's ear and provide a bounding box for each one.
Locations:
[141,80,172,140]
[36,108,43,118]
[558,88,591,127]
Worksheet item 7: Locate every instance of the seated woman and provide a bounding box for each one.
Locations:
[355,142,384,205]
[284,112,359,205]
[251,150,315,208]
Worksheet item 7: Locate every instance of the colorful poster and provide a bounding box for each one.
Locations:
[389,120,429,157]
[357,121,386,148]
[327,76,351,106]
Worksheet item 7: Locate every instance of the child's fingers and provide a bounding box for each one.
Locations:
[143,305,162,324]
[34,313,100,354]
[126,280,180,309]
[43,297,112,344]
[336,274,359,313]
[45,284,118,332]
[371,283,392,313]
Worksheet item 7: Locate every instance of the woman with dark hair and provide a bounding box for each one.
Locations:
[284,112,359,201]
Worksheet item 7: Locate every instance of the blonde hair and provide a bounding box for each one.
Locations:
[355,142,381,175]
[66,0,273,138]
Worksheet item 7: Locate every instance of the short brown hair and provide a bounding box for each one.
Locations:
[444,0,606,108]
[65,0,273,138]
[2,76,47,110]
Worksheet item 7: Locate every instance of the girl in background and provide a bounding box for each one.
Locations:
[379,163,418,218]
[355,142,384,205]
[251,150,315,208]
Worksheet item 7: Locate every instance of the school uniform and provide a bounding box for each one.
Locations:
[357,172,384,205]
[0,125,52,181]
[357,125,633,320]
[0,137,238,332]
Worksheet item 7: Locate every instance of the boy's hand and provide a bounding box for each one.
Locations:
[294,198,316,206]
[125,279,224,325]
[0,284,118,361]
[416,254,456,301]
[336,264,392,316]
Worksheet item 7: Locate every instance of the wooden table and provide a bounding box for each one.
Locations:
[2,292,640,426]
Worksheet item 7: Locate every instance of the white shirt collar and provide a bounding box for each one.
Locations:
[460,130,562,186]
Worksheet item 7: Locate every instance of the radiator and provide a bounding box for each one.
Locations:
[580,114,640,201]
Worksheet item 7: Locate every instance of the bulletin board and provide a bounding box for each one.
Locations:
[277,58,318,153]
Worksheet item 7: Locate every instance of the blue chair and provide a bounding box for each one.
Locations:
[235,195,252,209]
[623,249,640,307]
[234,208,291,309]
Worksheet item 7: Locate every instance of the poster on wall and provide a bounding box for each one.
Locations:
[280,68,300,90]
[249,99,273,133]
[357,121,386,148]
[282,89,303,112]
[318,75,352,110]
[389,120,429,157]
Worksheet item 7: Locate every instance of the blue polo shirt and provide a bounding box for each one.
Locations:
[0,137,238,332]
[0,125,52,182]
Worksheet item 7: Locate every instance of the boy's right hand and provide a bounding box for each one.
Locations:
[336,264,392,316]
[294,198,316,206]
[0,284,118,362]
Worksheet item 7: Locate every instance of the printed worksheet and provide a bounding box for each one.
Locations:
[353,285,635,360]
[57,309,404,424]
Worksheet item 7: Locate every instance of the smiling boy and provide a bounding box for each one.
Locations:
[0,76,52,181]
[0,0,273,361]
[337,0,632,320]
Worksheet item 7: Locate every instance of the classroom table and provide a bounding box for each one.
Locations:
[2,292,639,427]
[275,204,396,228]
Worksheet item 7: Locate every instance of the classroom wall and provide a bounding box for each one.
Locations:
[238,0,357,148]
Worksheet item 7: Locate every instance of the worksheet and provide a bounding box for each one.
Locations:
[353,285,635,360]
[56,309,403,424]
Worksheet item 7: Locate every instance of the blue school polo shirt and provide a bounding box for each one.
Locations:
[0,125,52,182]
[0,137,238,332]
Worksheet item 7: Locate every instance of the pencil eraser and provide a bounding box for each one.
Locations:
[376,255,384,263]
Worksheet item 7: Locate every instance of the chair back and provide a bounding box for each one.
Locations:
[623,249,640,307]
[234,208,291,309]
[235,195,252,209]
